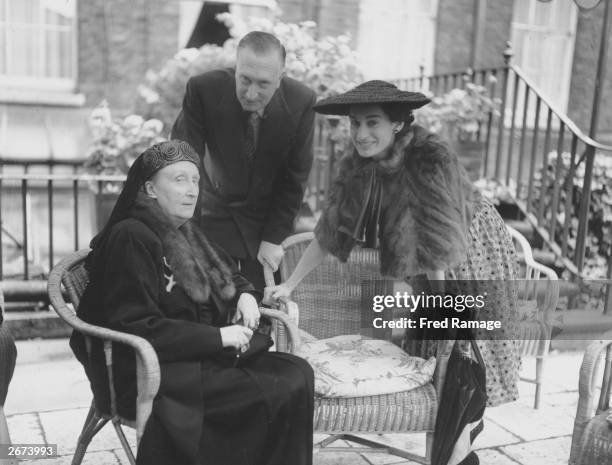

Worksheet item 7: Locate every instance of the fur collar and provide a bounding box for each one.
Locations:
[130,194,236,303]
[317,125,480,276]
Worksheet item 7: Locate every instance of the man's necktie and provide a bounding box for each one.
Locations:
[244,112,259,163]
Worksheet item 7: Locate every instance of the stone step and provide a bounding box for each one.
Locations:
[551,309,612,351]
[1,279,50,303]
[4,310,71,340]
[559,280,581,298]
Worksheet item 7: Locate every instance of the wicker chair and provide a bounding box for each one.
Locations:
[507,225,559,409]
[48,249,300,465]
[264,232,455,464]
[569,335,612,465]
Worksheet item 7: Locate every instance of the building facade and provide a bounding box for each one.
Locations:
[0,0,610,160]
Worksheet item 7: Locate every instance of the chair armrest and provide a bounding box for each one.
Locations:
[260,307,301,353]
[432,339,456,398]
[507,225,559,325]
[262,260,301,342]
[524,260,559,326]
[570,336,612,464]
[272,296,300,326]
[47,272,160,445]
[530,262,559,326]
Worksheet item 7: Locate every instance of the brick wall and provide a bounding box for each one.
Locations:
[316,0,359,44]
[278,0,317,23]
[481,0,513,68]
[74,0,612,138]
[435,0,513,74]
[77,0,318,112]
[78,0,179,111]
[568,4,612,135]
[433,0,611,136]
[434,0,476,73]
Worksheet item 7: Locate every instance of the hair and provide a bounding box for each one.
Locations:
[237,31,286,66]
[379,102,415,139]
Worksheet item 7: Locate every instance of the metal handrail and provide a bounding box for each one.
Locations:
[510,64,612,154]
[0,157,85,167]
[0,173,126,181]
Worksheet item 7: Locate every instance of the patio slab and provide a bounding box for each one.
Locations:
[2,338,592,465]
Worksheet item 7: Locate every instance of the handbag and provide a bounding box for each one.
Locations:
[432,332,487,465]
[218,329,274,368]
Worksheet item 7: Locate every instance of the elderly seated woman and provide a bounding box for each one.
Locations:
[70,141,314,465]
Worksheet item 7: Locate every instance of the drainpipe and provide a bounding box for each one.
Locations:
[312,0,322,39]
[471,0,487,69]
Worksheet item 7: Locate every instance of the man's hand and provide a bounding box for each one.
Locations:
[263,283,293,306]
[232,293,261,330]
[257,241,284,272]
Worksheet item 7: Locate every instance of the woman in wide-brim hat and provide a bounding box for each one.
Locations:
[266,80,520,407]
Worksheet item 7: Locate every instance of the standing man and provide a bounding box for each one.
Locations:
[172,31,316,291]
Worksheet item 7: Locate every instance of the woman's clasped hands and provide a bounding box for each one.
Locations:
[220,293,260,352]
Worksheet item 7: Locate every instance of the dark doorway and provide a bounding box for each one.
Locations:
[186,2,231,48]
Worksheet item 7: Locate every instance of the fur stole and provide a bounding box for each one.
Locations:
[315,125,481,277]
[130,194,236,303]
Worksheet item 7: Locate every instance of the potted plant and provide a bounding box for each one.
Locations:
[415,80,500,180]
[84,101,165,231]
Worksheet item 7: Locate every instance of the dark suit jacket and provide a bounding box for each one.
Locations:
[171,69,316,259]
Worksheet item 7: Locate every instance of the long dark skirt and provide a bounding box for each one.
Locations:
[137,352,314,465]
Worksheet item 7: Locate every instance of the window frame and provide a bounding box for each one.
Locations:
[356,0,439,84]
[177,0,278,50]
[510,0,578,114]
[0,0,78,93]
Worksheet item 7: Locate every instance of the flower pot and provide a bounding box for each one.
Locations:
[451,140,485,182]
[94,192,120,232]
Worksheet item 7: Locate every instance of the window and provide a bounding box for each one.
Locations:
[0,0,77,92]
[357,0,438,83]
[511,0,577,113]
[178,0,277,50]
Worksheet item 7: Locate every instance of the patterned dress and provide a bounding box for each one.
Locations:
[406,199,521,407]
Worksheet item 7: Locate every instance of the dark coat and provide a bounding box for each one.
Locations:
[70,218,314,465]
[171,69,316,258]
[315,125,480,278]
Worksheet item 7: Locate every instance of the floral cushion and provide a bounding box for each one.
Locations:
[296,334,436,398]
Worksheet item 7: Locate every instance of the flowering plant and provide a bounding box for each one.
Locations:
[416,81,500,141]
[135,12,363,130]
[531,151,612,280]
[84,101,165,192]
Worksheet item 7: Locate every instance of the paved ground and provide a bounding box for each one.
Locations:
[3,338,589,464]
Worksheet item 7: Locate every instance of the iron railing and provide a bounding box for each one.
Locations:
[0,144,334,284]
[0,156,125,282]
[389,48,612,287]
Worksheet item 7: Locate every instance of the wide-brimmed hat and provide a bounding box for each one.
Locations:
[313,80,431,115]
